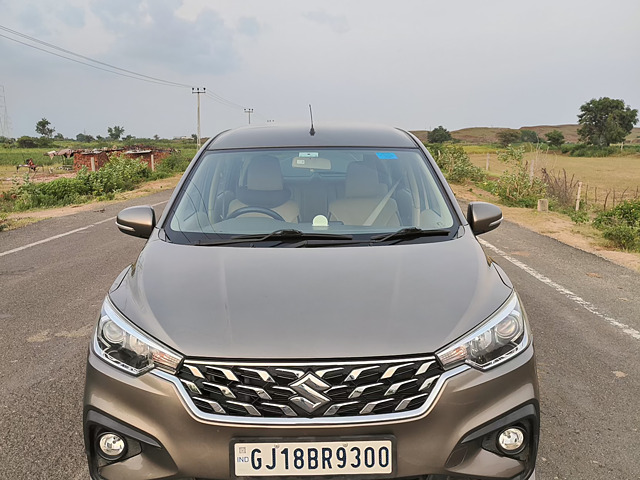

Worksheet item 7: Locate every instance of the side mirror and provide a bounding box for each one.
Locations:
[116,206,156,239]
[467,202,502,235]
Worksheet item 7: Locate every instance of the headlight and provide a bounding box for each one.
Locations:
[437,292,530,370]
[93,298,183,376]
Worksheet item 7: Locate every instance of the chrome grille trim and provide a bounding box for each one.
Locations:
[157,364,468,426]
[193,396,226,414]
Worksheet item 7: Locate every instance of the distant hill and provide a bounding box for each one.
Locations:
[412,125,640,144]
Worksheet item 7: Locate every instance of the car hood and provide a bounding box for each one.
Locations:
[110,233,512,359]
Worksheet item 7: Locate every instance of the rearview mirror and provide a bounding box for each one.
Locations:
[116,206,156,239]
[467,202,502,235]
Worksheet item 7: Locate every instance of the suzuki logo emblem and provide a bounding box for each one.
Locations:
[289,373,331,413]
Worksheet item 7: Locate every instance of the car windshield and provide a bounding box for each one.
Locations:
[165,147,456,245]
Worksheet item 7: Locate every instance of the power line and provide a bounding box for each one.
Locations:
[204,91,245,110]
[0,24,192,88]
[0,23,269,125]
[0,32,184,88]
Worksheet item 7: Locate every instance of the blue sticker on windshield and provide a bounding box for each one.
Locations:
[376,152,398,159]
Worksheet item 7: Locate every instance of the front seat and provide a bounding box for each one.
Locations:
[227,155,299,223]
[328,162,400,226]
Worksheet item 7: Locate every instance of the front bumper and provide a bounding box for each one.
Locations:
[83,345,539,480]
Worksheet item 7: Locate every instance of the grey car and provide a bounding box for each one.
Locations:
[83,124,538,480]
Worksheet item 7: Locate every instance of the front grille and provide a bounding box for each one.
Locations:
[176,356,443,419]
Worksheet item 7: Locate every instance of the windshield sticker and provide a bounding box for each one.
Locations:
[376,152,398,159]
[298,152,319,158]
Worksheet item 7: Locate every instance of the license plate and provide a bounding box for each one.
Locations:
[233,438,394,477]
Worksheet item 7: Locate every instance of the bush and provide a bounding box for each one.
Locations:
[560,144,616,157]
[593,200,640,251]
[16,136,39,148]
[14,176,91,210]
[520,130,539,143]
[78,154,149,196]
[150,152,190,179]
[602,225,639,250]
[568,209,590,224]
[11,154,150,210]
[431,145,485,184]
[492,146,546,207]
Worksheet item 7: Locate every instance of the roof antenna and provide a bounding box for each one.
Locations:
[309,104,315,136]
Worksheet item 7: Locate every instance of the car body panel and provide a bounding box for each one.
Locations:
[109,231,512,359]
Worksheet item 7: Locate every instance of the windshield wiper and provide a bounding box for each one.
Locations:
[370,227,451,243]
[196,229,354,246]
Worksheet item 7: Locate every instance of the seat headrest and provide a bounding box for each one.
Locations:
[246,155,283,192]
[345,162,384,198]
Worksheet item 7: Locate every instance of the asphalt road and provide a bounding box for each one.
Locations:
[0,192,639,480]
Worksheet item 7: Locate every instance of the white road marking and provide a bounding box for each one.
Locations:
[0,201,167,258]
[479,238,640,341]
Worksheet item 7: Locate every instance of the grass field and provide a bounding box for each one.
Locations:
[466,150,640,207]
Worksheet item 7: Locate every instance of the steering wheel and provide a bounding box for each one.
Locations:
[226,206,285,221]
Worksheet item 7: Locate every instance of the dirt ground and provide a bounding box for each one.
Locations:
[451,184,640,272]
[4,176,639,273]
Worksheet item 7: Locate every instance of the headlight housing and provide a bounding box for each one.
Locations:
[437,292,530,370]
[93,297,183,376]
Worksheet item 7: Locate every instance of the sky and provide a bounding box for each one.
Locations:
[1,0,639,140]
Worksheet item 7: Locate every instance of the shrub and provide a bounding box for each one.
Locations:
[540,168,581,209]
[11,154,150,210]
[150,152,190,179]
[520,130,539,143]
[568,209,590,224]
[432,145,485,184]
[560,144,616,157]
[78,154,149,195]
[16,136,39,148]
[492,146,546,207]
[14,176,91,210]
[593,200,640,251]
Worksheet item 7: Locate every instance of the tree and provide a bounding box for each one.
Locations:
[427,125,452,143]
[35,118,55,138]
[545,130,565,148]
[496,129,521,147]
[520,130,539,143]
[577,97,638,146]
[76,133,95,143]
[107,125,125,140]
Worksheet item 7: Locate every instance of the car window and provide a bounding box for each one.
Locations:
[166,147,455,244]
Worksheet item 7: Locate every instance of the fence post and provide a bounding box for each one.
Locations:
[575,181,583,211]
[90,157,96,172]
[486,153,490,171]
[151,154,155,172]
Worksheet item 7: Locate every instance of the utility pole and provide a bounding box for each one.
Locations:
[0,85,12,138]
[244,108,254,125]
[192,87,206,148]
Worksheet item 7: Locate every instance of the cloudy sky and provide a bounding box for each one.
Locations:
[1,0,639,139]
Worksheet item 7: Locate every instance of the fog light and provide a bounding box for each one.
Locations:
[97,432,126,460]
[497,427,526,454]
